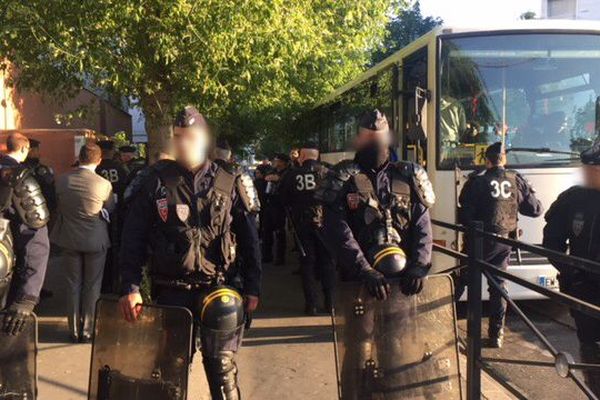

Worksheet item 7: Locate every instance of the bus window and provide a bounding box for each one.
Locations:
[438,33,600,169]
[403,48,428,166]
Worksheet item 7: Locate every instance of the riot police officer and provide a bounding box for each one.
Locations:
[543,143,600,395]
[119,144,146,184]
[317,109,435,300]
[0,133,50,335]
[23,138,56,212]
[96,140,128,203]
[316,110,434,399]
[118,106,261,400]
[458,142,543,348]
[262,153,290,265]
[280,141,335,315]
[96,140,129,294]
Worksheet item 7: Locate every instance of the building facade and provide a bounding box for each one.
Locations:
[542,0,600,20]
[0,68,132,136]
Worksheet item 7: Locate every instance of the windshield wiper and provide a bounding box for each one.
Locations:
[506,147,579,156]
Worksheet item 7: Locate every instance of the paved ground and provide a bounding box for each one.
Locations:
[456,301,587,400]
[35,250,523,400]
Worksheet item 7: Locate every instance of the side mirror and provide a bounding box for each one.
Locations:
[407,87,431,142]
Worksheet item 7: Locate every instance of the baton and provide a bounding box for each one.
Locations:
[285,207,307,258]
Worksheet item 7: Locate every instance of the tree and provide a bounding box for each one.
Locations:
[371,1,442,64]
[0,1,402,156]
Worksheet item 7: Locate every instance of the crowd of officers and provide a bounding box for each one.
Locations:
[2,105,600,398]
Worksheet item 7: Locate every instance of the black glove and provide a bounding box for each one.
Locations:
[2,300,35,336]
[400,267,428,296]
[360,268,390,300]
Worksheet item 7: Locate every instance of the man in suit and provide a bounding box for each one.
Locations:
[50,143,114,342]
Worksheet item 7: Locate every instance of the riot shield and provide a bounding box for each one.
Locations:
[0,312,37,400]
[333,274,462,400]
[88,299,193,400]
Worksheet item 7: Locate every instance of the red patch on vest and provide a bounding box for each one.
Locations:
[156,198,168,222]
[347,193,360,210]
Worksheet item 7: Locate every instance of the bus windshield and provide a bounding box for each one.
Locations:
[438,33,600,169]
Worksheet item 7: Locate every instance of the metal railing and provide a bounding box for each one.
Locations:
[432,219,600,400]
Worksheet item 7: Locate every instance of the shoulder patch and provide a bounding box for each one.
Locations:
[236,172,260,213]
[395,161,435,208]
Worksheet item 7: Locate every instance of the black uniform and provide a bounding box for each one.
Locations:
[317,159,435,288]
[543,143,600,394]
[95,158,129,293]
[119,160,261,399]
[262,166,289,264]
[458,166,543,336]
[280,159,335,312]
[0,155,50,335]
[254,164,272,238]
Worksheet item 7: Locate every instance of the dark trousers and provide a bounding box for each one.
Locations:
[297,227,336,309]
[156,287,243,399]
[262,207,286,263]
[455,240,511,335]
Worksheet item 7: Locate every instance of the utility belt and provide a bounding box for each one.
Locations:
[153,275,216,291]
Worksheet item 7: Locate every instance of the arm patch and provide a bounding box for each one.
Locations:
[396,162,436,208]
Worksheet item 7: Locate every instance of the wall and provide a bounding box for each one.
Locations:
[543,0,600,19]
[0,68,132,136]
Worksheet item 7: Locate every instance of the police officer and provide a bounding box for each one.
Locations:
[317,110,434,398]
[96,140,129,294]
[458,142,543,348]
[96,140,128,203]
[543,143,600,395]
[118,106,261,400]
[23,138,56,212]
[317,109,435,300]
[119,144,146,183]
[280,141,335,315]
[262,153,290,265]
[254,162,272,239]
[0,133,50,335]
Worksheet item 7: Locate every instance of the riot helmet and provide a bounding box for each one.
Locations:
[366,243,407,278]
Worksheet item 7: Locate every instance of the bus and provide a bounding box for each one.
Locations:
[297,20,600,299]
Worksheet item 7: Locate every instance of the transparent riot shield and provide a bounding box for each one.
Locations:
[88,299,193,400]
[0,312,37,400]
[333,274,462,400]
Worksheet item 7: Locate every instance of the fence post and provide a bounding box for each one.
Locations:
[466,221,483,400]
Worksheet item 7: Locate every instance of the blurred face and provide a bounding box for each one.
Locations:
[583,165,600,190]
[354,128,391,151]
[173,125,210,169]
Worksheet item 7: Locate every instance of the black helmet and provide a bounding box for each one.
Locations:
[367,243,407,278]
[201,286,245,332]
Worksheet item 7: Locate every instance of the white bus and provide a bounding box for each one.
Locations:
[297,20,600,299]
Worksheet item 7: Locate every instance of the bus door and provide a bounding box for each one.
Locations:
[401,48,430,167]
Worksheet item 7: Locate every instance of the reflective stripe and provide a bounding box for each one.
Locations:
[373,247,405,268]
[201,288,242,321]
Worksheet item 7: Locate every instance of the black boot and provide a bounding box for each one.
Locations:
[488,326,504,349]
[580,342,600,397]
[203,351,240,400]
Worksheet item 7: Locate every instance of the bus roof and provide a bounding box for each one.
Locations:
[316,19,600,107]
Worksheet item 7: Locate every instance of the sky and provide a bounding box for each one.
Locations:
[419,0,542,26]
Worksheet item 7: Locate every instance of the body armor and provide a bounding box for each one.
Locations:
[10,167,50,229]
[0,171,17,306]
[286,160,327,227]
[477,169,518,235]
[149,164,239,282]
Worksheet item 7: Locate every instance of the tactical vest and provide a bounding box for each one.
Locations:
[289,162,327,227]
[479,169,518,234]
[149,165,237,283]
[348,166,412,249]
[0,174,15,307]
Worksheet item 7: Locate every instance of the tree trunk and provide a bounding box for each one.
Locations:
[143,105,173,165]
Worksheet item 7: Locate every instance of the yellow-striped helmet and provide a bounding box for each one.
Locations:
[368,244,407,278]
